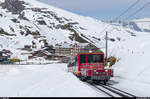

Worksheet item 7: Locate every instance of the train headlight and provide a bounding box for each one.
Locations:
[77,71,81,74]
[89,50,92,53]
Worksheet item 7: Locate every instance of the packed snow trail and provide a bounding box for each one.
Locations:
[0,64,106,97]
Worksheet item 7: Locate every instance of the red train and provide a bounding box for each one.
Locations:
[68,51,113,84]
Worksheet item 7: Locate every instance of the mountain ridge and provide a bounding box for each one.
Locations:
[0,0,149,60]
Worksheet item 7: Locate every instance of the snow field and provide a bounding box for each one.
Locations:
[0,64,107,97]
[109,34,150,97]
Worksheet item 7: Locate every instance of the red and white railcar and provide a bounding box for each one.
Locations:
[68,52,113,84]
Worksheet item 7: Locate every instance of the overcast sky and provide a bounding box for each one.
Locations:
[37,0,150,21]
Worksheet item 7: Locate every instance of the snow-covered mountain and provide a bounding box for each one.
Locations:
[0,0,150,61]
[0,0,91,49]
[121,18,150,32]
[133,18,150,32]
[0,0,143,50]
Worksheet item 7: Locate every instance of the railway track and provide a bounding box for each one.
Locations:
[87,82,136,97]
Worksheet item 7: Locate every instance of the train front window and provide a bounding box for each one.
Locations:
[80,54,86,63]
[87,54,103,63]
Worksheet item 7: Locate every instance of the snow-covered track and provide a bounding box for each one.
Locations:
[91,84,114,97]
[98,84,136,97]
[87,82,136,97]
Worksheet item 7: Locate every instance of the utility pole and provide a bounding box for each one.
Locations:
[105,31,108,67]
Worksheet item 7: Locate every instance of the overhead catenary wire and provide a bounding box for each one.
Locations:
[113,0,141,21]
[107,1,150,33]
[99,0,141,34]
[99,0,146,59]
[104,1,150,58]
[124,2,150,20]
[100,0,150,42]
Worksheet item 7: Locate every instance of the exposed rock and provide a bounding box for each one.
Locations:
[108,38,115,42]
[116,37,121,41]
[20,31,25,35]
[9,26,15,32]
[25,29,40,36]
[37,20,47,25]
[11,18,20,23]
[0,28,16,36]
[18,12,29,21]
[0,13,3,17]
[1,0,25,14]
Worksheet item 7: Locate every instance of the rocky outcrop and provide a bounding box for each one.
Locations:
[0,28,16,36]
[1,0,25,14]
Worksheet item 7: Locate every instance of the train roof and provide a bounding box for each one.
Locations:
[77,52,104,55]
[78,48,104,54]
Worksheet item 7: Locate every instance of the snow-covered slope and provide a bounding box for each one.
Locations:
[0,0,141,50]
[0,0,145,60]
[108,34,150,96]
[0,0,105,48]
[133,18,150,32]
[112,34,150,80]
[121,18,150,33]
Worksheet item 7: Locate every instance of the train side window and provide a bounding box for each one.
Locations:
[80,54,86,63]
[87,54,103,63]
[87,54,93,63]
[99,55,104,63]
[93,54,102,63]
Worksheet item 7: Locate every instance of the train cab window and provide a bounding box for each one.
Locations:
[80,54,86,63]
[87,54,103,63]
